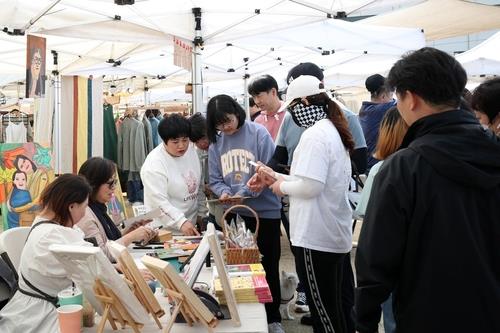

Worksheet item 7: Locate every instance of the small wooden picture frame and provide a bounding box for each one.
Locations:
[49,244,149,332]
[107,241,165,328]
[206,224,241,327]
[141,255,218,333]
[181,228,210,288]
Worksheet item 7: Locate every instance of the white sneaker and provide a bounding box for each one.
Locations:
[294,291,310,313]
[268,322,285,333]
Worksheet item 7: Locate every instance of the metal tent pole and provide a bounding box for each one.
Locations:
[192,7,203,115]
[51,50,62,174]
[243,57,250,119]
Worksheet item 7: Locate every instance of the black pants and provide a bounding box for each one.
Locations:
[342,253,355,333]
[282,205,307,294]
[295,247,346,333]
[226,213,281,323]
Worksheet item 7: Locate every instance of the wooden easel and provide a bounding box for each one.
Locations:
[141,255,218,333]
[93,278,144,333]
[107,241,165,329]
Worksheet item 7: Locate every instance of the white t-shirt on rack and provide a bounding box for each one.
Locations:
[5,121,27,143]
[288,119,353,253]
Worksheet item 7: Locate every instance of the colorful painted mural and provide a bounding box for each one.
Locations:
[0,143,54,229]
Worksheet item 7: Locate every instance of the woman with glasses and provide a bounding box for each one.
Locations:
[206,94,284,333]
[77,157,156,261]
[249,75,354,333]
[27,48,44,98]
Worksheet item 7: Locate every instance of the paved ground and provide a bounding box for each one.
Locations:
[278,221,385,333]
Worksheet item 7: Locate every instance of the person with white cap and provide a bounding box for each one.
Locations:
[249,75,354,333]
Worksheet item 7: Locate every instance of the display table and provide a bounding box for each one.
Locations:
[83,249,268,333]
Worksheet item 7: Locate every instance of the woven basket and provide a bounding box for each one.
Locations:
[221,205,261,265]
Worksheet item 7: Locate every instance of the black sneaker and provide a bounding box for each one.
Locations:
[295,291,309,313]
[300,314,312,326]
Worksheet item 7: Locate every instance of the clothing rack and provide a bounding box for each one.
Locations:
[1,109,30,126]
[0,109,33,143]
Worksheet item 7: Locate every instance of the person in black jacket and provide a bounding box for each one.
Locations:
[354,47,500,333]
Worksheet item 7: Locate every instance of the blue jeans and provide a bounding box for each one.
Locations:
[382,294,396,333]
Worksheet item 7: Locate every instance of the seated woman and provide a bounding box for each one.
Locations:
[77,157,157,261]
[141,114,204,236]
[0,174,92,333]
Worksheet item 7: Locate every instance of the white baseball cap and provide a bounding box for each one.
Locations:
[279,75,326,112]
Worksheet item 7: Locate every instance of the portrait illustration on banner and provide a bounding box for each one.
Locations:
[0,143,55,229]
[26,35,46,98]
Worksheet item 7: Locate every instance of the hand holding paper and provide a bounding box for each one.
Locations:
[247,161,277,192]
[126,219,152,232]
[121,207,163,231]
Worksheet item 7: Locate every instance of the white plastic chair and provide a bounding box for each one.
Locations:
[0,227,31,272]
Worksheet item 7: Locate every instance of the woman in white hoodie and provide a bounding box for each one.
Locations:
[141,114,203,236]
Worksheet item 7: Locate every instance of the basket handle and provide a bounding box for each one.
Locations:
[221,204,260,241]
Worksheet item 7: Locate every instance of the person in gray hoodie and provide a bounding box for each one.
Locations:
[207,94,283,333]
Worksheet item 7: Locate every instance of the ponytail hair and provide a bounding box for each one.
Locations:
[308,93,354,153]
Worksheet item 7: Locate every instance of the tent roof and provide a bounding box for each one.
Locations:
[363,0,500,41]
[0,0,425,94]
[456,31,500,76]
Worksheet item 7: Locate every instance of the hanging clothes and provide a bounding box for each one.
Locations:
[148,116,160,147]
[117,116,147,173]
[103,104,118,163]
[142,115,154,154]
[33,79,54,145]
[0,113,32,143]
[58,75,103,174]
[5,122,27,143]
[90,78,104,157]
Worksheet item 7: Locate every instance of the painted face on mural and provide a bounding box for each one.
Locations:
[16,157,34,173]
[12,172,27,190]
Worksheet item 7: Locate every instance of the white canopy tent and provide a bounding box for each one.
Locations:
[363,0,500,41]
[0,1,425,90]
[456,31,500,76]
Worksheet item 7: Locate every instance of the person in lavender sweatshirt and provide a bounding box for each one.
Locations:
[206,94,284,333]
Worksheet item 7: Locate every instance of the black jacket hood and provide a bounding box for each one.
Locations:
[400,109,500,189]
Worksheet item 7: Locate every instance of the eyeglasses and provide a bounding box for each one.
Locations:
[32,57,42,65]
[215,116,237,131]
[105,179,118,188]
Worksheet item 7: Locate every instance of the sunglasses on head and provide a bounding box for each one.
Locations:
[288,94,325,110]
[105,179,118,188]
[287,98,302,110]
